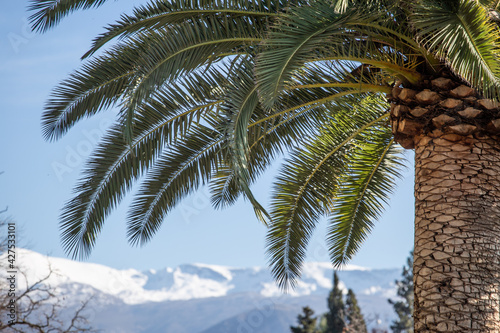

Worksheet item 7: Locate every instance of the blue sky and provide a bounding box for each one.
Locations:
[1,0,414,272]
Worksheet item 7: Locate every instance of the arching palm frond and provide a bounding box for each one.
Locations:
[412,0,500,98]
[255,0,422,108]
[41,43,138,141]
[127,125,223,246]
[83,0,284,59]
[266,94,395,289]
[116,16,264,142]
[59,70,224,259]
[29,0,110,32]
[42,14,262,143]
[218,59,270,223]
[60,123,145,259]
[327,121,405,267]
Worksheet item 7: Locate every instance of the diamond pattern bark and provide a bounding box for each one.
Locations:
[414,133,500,332]
[388,75,500,150]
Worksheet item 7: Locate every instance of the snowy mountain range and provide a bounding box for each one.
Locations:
[4,249,403,332]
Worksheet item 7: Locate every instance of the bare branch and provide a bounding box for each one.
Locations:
[0,218,98,332]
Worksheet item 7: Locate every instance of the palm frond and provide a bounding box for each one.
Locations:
[59,124,148,259]
[266,95,390,289]
[83,0,283,59]
[41,16,254,142]
[327,132,405,267]
[117,17,263,141]
[127,125,223,245]
[219,59,270,223]
[132,68,227,145]
[58,70,223,258]
[412,0,500,98]
[41,44,137,141]
[255,0,421,108]
[29,0,109,32]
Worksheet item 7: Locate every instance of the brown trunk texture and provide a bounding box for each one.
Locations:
[414,133,500,332]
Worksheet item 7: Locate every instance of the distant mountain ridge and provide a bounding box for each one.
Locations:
[4,249,402,332]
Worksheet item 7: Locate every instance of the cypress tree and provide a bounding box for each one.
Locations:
[345,289,367,333]
[389,251,414,333]
[326,272,345,333]
[290,306,319,333]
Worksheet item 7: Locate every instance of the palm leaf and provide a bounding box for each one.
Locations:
[29,0,109,32]
[82,0,283,58]
[219,59,270,223]
[41,43,138,141]
[255,0,421,108]
[412,0,500,98]
[266,95,390,289]
[59,71,224,258]
[41,15,257,142]
[60,124,147,259]
[127,125,223,245]
[327,131,405,267]
[117,16,264,141]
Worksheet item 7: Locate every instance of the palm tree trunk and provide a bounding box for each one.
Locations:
[413,132,500,332]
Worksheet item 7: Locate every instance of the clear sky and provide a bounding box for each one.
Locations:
[0,0,414,272]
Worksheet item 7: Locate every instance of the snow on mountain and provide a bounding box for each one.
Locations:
[4,249,403,332]
[12,248,399,304]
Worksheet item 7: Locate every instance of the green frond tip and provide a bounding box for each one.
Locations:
[29,0,109,32]
[327,137,406,267]
[126,125,224,246]
[219,59,271,225]
[243,181,271,226]
[265,95,398,290]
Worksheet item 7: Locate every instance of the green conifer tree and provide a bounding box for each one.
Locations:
[389,251,414,333]
[345,289,367,333]
[326,272,345,333]
[291,306,320,333]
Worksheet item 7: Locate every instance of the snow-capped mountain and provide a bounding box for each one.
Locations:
[4,249,403,332]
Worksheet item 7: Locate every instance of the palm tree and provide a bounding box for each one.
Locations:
[255,2,500,331]
[30,0,500,331]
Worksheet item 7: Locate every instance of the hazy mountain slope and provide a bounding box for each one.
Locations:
[200,304,300,333]
[3,249,401,332]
